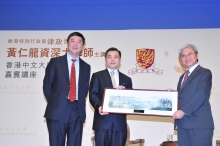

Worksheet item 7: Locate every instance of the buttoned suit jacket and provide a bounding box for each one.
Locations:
[43,54,90,122]
[89,69,132,132]
[176,65,214,129]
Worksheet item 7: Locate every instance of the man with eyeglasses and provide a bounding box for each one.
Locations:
[173,44,214,146]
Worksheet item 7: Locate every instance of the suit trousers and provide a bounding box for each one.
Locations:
[94,125,127,146]
[178,126,214,146]
[46,100,83,146]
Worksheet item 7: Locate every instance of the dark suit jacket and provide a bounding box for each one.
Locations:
[43,54,90,122]
[176,65,214,129]
[89,69,132,132]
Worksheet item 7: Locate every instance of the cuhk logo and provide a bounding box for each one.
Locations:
[128,48,163,75]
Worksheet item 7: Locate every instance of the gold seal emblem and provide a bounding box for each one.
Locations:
[136,49,155,69]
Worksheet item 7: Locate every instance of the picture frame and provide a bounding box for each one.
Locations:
[102,88,178,117]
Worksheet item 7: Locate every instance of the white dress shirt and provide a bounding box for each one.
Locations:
[67,53,79,100]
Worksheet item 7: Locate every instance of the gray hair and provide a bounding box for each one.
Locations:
[179,44,198,56]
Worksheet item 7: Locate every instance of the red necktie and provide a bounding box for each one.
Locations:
[181,70,190,88]
[69,59,76,102]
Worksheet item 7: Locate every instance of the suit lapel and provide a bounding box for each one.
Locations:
[102,69,113,87]
[178,75,184,91]
[60,54,69,80]
[180,65,201,91]
[78,58,85,86]
[119,71,124,86]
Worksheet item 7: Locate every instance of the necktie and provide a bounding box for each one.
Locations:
[110,71,116,88]
[181,70,190,88]
[69,59,76,102]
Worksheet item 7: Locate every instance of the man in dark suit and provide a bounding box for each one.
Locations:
[173,44,214,146]
[89,47,132,146]
[43,32,91,146]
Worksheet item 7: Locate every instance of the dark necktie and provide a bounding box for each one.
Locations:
[181,70,190,88]
[69,59,76,102]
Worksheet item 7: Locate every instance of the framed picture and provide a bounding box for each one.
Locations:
[102,88,178,116]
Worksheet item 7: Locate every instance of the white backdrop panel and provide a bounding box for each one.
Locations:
[0,29,219,146]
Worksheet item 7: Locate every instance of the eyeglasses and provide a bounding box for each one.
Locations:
[180,52,195,59]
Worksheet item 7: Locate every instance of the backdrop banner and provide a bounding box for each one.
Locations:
[0,29,220,146]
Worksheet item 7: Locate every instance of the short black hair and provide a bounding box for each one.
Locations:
[67,32,85,45]
[105,47,121,58]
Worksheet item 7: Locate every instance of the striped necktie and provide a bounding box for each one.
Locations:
[181,70,190,88]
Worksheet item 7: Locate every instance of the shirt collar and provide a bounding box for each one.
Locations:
[67,53,79,62]
[187,63,199,74]
[107,68,118,74]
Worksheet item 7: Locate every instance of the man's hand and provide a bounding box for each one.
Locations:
[167,88,174,91]
[173,110,185,119]
[116,85,125,90]
[99,106,109,116]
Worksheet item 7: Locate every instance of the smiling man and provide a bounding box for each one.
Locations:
[43,32,91,146]
[89,47,133,146]
[173,44,214,146]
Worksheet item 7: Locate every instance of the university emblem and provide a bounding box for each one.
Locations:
[136,49,154,69]
[128,48,163,75]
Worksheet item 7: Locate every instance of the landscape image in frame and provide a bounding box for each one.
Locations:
[102,88,178,116]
